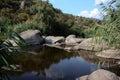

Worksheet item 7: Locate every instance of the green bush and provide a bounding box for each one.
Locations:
[69,27,83,37]
[13,22,42,33]
[0,17,11,34]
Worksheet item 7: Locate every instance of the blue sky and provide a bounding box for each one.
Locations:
[48,0,110,19]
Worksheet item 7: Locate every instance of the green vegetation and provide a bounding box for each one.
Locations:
[0,0,100,37]
[0,39,15,80]
[101,0,120,48]
[0,0,119,68]
[0,0,119,63]
[0,32,26,68]
[87,0,120,48]
[0,33,27,80]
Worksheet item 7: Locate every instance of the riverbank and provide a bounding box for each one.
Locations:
[7,29,120,80]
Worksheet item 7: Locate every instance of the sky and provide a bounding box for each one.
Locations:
[48,0,110,19]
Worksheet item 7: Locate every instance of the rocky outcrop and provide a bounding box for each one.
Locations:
[45,36,65,44]
[65,34,84,45]
[73,38,108,51]
[96,49,120,59]
[20,30,44,45]
[76,69,120,80]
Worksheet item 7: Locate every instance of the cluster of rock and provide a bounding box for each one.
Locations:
[7,30,120,80]
[76,69,120,80]
[9,29,120,60]
[43,34,120,60]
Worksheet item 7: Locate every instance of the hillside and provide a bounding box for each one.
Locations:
[0,0,101,37]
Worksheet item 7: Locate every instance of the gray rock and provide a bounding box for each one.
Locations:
[44,44,63,50]
[73,38,108,51]
[64,46,73,52]
[96,49,120,59]
[117,61,120,64]
[20,30,44,45]
[88,69,119,80]
[45,36,65,44]
[65,35,84,45]
[66,34,76,39]
[76,75,88,80]
[76,69,120,80]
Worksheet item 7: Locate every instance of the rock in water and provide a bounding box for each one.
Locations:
[96,49,120,59]
[76,69,120,80]
[88,69,119,80]
[45,36,65,44]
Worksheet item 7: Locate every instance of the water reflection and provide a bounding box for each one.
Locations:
[44,57,98,79]
[5,46,120,80]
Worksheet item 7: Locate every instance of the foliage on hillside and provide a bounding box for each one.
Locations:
[0,0,101,37]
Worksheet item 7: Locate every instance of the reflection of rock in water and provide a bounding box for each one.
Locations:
[10,46,74,76]
[78,50,116,65]
[23,45,42,53]
[90,63,97,72]
[77,50,120,76]
[102,64,120,76]
[31,70,46,77]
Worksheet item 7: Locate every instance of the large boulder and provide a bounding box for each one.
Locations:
[96,49,120,59]
[76,75,88,80]
[76,69,120,80]
[20,30,44,45]
[66,34,76,39]
[45,36,65,44]
[73,38,108,51]
[88,69,119,80]
[65,35,84,45]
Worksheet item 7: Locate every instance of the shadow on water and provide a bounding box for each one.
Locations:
[2,45,120,80]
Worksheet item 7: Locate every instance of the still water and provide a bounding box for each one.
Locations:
[7,46,120,80]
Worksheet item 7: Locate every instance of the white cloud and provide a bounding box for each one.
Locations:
[49,0,55,2]
[78,8,101,19]
[95,0,109,5]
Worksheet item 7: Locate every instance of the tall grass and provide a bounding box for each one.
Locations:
[100,0,120,48]
[13,22,43,33]
[87,0,120,49]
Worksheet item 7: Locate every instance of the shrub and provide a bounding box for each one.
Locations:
[13,22,42,33]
